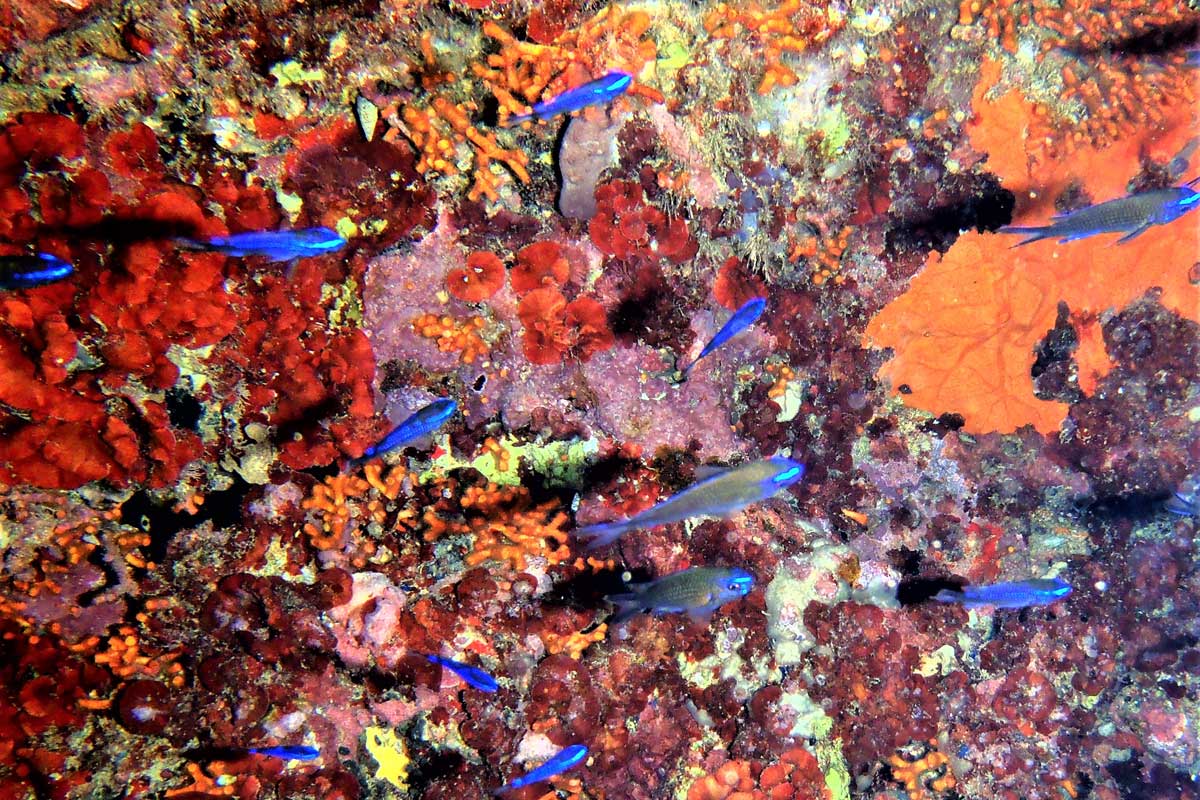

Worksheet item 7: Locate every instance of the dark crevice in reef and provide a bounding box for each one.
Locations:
[884,176,1015,257]
[1064,18,1200,58]
[1032,301,1085,404]
[120,477,253,567]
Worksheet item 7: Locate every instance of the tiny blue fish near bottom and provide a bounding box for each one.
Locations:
[495,744,588,794]
[247,745,320,761]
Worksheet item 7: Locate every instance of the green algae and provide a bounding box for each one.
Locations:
[424,433,600,488]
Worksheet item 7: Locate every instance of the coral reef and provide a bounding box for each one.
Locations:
[1,1,1197,799]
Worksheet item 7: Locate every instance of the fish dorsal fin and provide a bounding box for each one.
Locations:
[693,464,729,482]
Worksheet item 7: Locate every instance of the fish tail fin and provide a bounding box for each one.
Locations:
[933,589,963,603]
[573,520,627,550]
[502,112,533,127]
[999,226,1050,246]
[174,236,204,251]
[1167,491,1196,516]
[604,591,645,624]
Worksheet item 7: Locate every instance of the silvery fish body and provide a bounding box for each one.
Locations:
[606,566,754,623]
[574,457,805,550]
[935,577,1071,609]
[1001,184,1200,245]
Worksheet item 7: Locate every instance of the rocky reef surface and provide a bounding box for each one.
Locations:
[1,0,1198,798]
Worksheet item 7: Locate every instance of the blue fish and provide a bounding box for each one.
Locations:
[496,744,588,794]
[1000,181,1200,245]
[1166,475,1198,517]
[681,297,767,374]
[574,456,805,550]
[247,745,320,761]
[426,654,498,693]
[1,253,74,290]
[181,227,347,262]
[505,72,632,126]
[606,566,754,624]
[934,577,1072,609]
[357,398,457,462]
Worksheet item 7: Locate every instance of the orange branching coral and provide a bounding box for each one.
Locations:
[479,436,513,473]
[302,464,410,550]
[956,0,1193,57]
[962,0,1196,157]
[398,97,531,202]
[412,312,490,364]
[447,251,506,303]
[92,624,183,683]
[863,226,1200,435]
[444,483,571,571]
[541,623,607,659]
[703,0,846,95]
[474,8,659,124]
[887,743,957,799]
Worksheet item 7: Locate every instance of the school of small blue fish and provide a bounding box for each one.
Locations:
[18,64,1200,798]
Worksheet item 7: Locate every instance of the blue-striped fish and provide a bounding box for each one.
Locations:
[496,744,588,794]
[574,457,805,550]
[606,566,754,623]
[505,72,632,126]
[1,253,74,290]
[934,577,1071,609]
[425,654,498,693]
[180,227,346,261]
[248,745,320,761]
[1166,475,1198,517]
[1000,182,1200,245]
[681,297,766,374]
[356,398,457,463]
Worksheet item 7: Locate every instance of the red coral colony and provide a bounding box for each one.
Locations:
[1,1,1198,800]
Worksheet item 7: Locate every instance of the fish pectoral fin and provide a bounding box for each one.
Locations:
[1116,224,1150,244]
